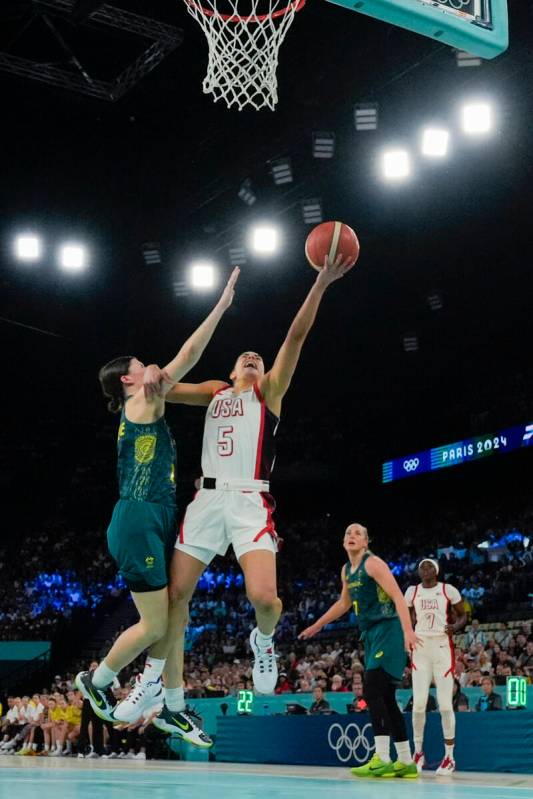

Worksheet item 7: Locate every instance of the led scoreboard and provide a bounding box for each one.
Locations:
[382,422,533,484]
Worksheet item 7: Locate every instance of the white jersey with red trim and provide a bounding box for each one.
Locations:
[405,582,462,637]
[201,384,279,481]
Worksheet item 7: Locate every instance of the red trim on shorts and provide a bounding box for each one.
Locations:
[252,493,278,545]
[409,584,420,670]
[253,385,266,479]
[179,490,199,544]
[442,583,455,677]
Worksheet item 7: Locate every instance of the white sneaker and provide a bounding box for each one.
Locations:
[117,752,127,759]
[134,752,146,760]
[77,753,85,759]
[125,752,136,759]
[112,675,163,723]
[249,627,278,694]
[436,756,456,775]
[102,752,118,759]
[85,751,100,759]
[413,751,425,773]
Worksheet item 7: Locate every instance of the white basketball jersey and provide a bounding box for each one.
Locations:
[405,582,462,637]
[201,384,279,480]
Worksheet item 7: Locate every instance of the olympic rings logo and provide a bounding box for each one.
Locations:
[403,458,420,472]
[327,722,375,764]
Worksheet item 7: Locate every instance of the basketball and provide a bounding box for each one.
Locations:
[305,221,360,272]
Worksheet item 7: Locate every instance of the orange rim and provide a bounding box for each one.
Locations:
[185,0,305,24]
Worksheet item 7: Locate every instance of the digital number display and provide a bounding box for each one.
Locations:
[506,676,527,708]
[382,422,533,484]
[237,689,254,714]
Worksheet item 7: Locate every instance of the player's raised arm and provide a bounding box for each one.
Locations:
[143,268,239,399]
[365,556,421,653]
[298,566,353,639]
[260,255,351,416]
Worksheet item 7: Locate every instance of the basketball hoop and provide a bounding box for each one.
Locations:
[181,0,306,111]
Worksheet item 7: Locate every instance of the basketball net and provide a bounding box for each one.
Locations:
[182,0,305,111]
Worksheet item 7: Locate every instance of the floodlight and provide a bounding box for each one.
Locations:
[251,226,278,254]
[355,103,378,131]
[312,131,335,159]
[270,158,293,186]
[382,149,410,180]
[228,244,247,265]
[421,128,449,158]
[238,179,256,206]
[59,244,87,272]
[142,242,161,265]
[190,262,216,289]
[14,234,41,262]
[302,199,323,225]
[403,333,418,353]
[462,102,492,134]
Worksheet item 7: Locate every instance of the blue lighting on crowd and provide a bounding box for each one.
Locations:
[26,570,126,617]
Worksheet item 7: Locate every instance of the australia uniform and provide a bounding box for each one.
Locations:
[176,383,279,565]
[404,582,461,709]
[345,552,406,682]
[107,401,177,592]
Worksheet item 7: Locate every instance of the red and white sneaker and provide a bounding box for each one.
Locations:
[413,751,425,773]
[436,756,456,775]
[250,628,278,694]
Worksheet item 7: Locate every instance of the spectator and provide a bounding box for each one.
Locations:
[330,674,348,693]
[517,641,533,679]
[475,678,503,711]
[403,693,437,713]
[309,687,330,714]
[452,679,469,712]
[496,622,513,650]
[349,683,368,712]
[465,620,487,648]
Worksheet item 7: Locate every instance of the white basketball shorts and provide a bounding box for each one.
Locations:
[175,489,278,565]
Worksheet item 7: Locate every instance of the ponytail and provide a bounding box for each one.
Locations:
[98,356,134,414]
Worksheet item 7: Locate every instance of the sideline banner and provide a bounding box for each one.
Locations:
[216,711,533,773]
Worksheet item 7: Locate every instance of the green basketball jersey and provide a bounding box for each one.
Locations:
[345,551,398,631]
[116,405,177,508]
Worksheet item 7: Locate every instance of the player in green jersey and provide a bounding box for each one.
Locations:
[76,268,239,748]
[299,523,421,778]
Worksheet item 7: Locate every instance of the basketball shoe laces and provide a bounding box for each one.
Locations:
[125,674,160,707]
[254,643,278,675]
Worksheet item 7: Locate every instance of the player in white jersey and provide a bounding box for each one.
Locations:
[404,558,466,775]
[139,254,351,732]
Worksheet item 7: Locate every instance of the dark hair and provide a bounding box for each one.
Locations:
[98,356,134,413]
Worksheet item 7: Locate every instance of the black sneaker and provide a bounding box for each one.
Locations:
[152,705,213,748]
[75,671,117,722]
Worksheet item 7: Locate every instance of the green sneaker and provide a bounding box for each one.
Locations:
[351,754,394,777]
[392,761,419,779]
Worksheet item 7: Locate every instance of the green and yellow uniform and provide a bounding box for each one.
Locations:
[107,402,178,592]
[345,552,406,682]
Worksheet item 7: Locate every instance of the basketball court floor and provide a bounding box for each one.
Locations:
[0,760,531,799]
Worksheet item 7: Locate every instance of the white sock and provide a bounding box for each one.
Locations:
[445,743,454,760]
[44,744,50,751]
[31,744,37,751]
[412,710,426,754]
[255,629,274,649]
[92,661,118,689]
[395,740,412,764]
[141,656,166,685]
[55,742,62,751]
[374,735,391,763]
[165,687,185,712]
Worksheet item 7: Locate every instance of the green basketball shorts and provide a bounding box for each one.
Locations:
[107,499,177,593]
[362,618,407,683]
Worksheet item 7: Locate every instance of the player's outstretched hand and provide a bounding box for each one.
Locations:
[143,363,165,399]
[316,254,352,289]
[404,628,423,654]
[218,266,240,310]
[298,623,322,640]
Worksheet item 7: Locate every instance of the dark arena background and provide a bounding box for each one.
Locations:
[1,1,532,797]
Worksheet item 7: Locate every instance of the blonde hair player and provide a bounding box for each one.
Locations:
[299,523,421,778]
[139,254,352,739]
[405,558,467,775]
